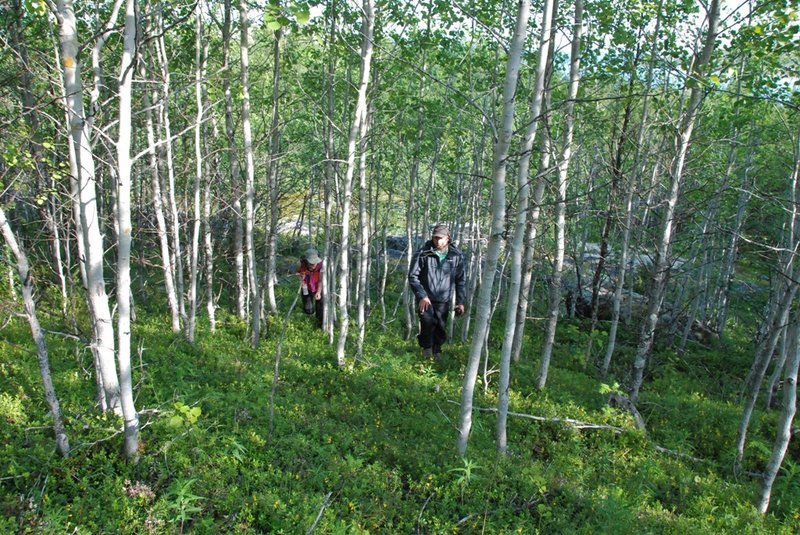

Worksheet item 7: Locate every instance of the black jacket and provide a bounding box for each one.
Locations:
[408,241,466,305]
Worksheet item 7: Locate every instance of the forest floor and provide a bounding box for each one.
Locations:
[1,280,798,533]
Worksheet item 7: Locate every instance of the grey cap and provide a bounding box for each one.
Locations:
[432,224,450,238]
[305,248,321,265]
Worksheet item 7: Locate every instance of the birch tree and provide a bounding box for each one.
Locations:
[265,24,283,316]
[186,2,206,344]
[53,0,121,414]
[114,0,140,459]
[457,0,530,456]
[336,0,374,367]
[154,4,186,324]
[0,207,69,457]
[536,0,584,390]
[497,0,554,454]
[140,35,180,333]
[629,0,721,402]
[757,313,800,513]
[221,0,246,321]
[240,0,262,347]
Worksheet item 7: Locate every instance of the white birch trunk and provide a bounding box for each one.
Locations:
[321,0,337,341]
[221,0,245,320]
[757,315,800,513]
[155,7,186,323]
[240,0,262,347]
[497,0,554,454]
[336,0,374,367]
[54,0,121,414]
[629,0,721,402]
[186,4,205,344]
[115,0,140,459]
[356,109,371,359]
[457,0,530,456]
[536,0,584,390]
[0,208,70,457]
[265,29,283,316]
[140,33,180,333]
[204,157,215,333]
[511,0,558,364]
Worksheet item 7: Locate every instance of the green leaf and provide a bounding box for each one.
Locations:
[168,415,184,428]
[295,9,310,25]
[267,20,282,31]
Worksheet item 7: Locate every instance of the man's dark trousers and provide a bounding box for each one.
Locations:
[417,301,449,353]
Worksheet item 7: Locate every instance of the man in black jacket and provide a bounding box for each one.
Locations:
[408,224,466,359]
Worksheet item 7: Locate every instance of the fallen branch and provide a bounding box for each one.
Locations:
[306,491,333,535]
[447,400,626,433]
[446,401,714,465]
[653,445,707,464]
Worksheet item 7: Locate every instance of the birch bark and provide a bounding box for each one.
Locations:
[629,0,721,401]
[186,4,206,344]
[536,0,584,390]
[53,0,121,414]
[115,0,140,459]
[457,0,530,456]
[497,0,554,454]
[336,0,374,367]
[0,208,70,457]
[240,0,262,347]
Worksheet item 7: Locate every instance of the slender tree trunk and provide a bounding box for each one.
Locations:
[536,0,584,390]
[240,0,261,347]
[356,107,371,359]
[336,0,374,367]
[757,314,800,513]
[222,0,246,320]
[54,0,121,415]
[114,0,140,459]
[629,0,721,402]
[11,0,69,318]
[186,4,206,344]
[0,208,70,457]
[203,135,216,333]
[265,28,283,315]
[512,0,558,363]
[735,148,800,469]
[497,0,554,454]
[140,43,180,332]
[155,6,186,323]
[457,0,531,456]
[322,0,337,340]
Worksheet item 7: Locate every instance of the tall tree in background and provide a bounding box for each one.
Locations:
[629,0,721,402]
[265,13,283,316]
[187,1,207,344]
[222,0,246,321]
[536,0,584,390]
[497,0,555,454]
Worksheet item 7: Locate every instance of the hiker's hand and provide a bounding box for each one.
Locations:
[418,297,432,314]
[315,291,321,300]
[454,304,465,316]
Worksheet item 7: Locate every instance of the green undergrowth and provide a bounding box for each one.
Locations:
[0,283,797,533]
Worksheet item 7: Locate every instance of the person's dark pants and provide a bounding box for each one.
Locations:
[302,293,323,327]
[417,301,450,353]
